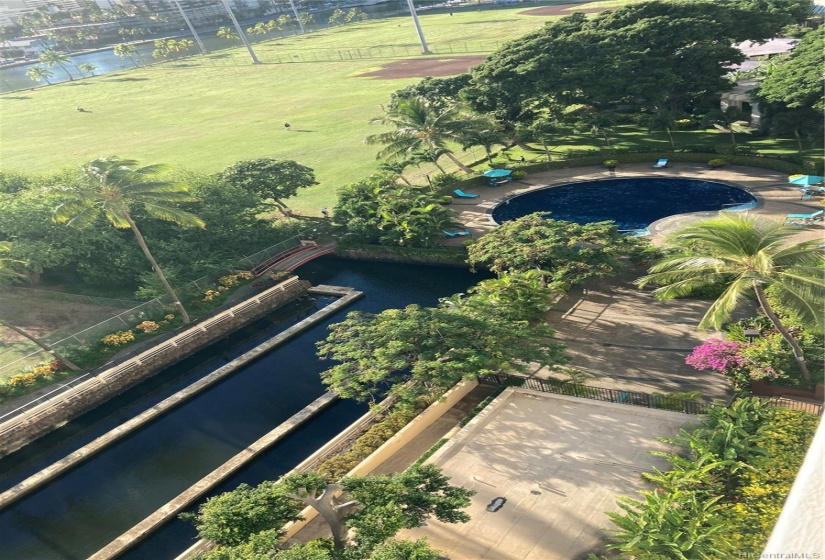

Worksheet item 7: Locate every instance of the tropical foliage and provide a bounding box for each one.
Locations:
[220,158,318,216]
[185,465,472,559]
[317,287,566,404]
[637,214,825,384]
[48,156,205,323]
[332,173,456,247]
[607,398,818,558]
[467,213,649,290]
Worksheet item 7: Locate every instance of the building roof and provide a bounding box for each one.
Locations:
[736,38,797,58]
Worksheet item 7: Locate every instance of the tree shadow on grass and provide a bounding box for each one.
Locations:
[104,77,148,82]
[1,96,32,100]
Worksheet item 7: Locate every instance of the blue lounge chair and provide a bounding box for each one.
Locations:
[785,209,824,225]
[652,158,668,169]
[453,189,478,198]
[443,230,471,237]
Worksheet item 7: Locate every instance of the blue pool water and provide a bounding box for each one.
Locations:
[492,177,757,232]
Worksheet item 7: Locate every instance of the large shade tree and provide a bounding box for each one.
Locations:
[220,158,318,217]
[757,26,825,111]
[317,299,566,404]
[366,97,490,174]
[187,465,472,559]
[466,0,808,118]
[49,157,204,323]
[636,214,824,383]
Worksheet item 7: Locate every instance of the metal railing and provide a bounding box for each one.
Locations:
[480,373,714,415]
[0,236,305,375]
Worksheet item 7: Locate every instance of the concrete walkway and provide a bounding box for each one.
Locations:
[537,269,734,403]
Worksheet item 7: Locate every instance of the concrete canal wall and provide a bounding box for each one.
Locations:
[0,284,362,510]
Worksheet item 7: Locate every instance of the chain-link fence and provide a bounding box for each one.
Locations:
[0,235,304,376]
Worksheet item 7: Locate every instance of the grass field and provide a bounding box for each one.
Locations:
[0,4,583,213]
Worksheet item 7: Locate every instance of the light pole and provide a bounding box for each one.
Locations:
[219,0,260,64]
[287,0,305,34]
[171,0,207,54]
[405,0,431,55]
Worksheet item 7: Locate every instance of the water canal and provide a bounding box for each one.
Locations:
[0,257,488,559]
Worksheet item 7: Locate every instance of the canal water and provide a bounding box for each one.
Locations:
[0,257,487,559]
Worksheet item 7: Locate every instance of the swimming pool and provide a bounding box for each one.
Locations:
[491,177,758,233]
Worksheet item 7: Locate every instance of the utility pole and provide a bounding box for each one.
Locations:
[219,0,260,64]
[288,0,305,34]
[405,0,431,54]
[171,0,207,54]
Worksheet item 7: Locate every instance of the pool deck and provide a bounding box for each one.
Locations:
[445,163,824,246]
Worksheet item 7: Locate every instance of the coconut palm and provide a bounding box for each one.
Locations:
[77,63,98,77]
[636,214,824,383]
[26,65,53,84]
[216,26,239,44]
[39,49,74,81]
[459,124,509,164]
[0,243,80,371]
[113,43,139,67]
[366,97,489,174]
[50,157,205,324]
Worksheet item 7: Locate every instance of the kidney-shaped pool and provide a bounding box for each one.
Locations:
[492,177,757,233]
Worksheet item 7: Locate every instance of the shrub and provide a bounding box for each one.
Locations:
[135,320,160,333]
[510,170,527,180]
[708,158,727,168]
[101,330,136,346]
[603,159,618,168]
[430,173,460,190]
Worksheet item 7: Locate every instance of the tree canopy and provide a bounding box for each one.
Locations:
[757,26,825,111]
[187,465,472,560]
[332,173,456,247]
[467,213,649,291]
[317,297,566,404]
[466,0,809,117]
[220,158,318,214]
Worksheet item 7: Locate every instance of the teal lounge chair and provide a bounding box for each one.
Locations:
[652,158,668,168]
[453,189,478,198]
[443,230,471,237]
[785,209,824,225]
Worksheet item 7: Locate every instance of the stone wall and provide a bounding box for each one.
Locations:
[0,278,310,458]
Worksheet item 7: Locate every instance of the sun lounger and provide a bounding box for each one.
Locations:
[453,189,478,198]
[784,209,824,225]
[443,230,471,237]
[652,158,669,169]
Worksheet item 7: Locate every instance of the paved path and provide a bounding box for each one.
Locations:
[537,269,734,403]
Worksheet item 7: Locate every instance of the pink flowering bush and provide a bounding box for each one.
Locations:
[685,339,746,373]
[686,337,789,390]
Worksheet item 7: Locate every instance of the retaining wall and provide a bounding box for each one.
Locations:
[752,380,824,401]
[0,277,310,458]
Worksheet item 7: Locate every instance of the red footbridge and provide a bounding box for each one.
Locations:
[251,241,337,276]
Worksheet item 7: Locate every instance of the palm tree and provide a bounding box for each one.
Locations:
[636,214,824,384]
[50,157,205,324]
[366,97,489,174]
[0,243,81,371]
[39,49,74,81]
[216,26,239,44]
[77,63,98,77]
[113,43,139,67]
[643,109,680,150]
[704,107,750,149]
[26,65,53,85]
[459,124,508,164]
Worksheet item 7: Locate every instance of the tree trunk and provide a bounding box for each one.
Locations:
[729,129,737,148]
[603,132,611,148]
[666,127,676,150]
[444,152,473,174]
[289,485,353,550]
[793,128,802,155]
[57,62,73,81]
[125,214,192,324]
[0,319,81,371]
[432,159,447,174]
[753,283,810,384]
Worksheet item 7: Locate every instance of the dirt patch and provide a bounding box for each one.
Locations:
[356,55,487,80]
[519,2,608,16]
